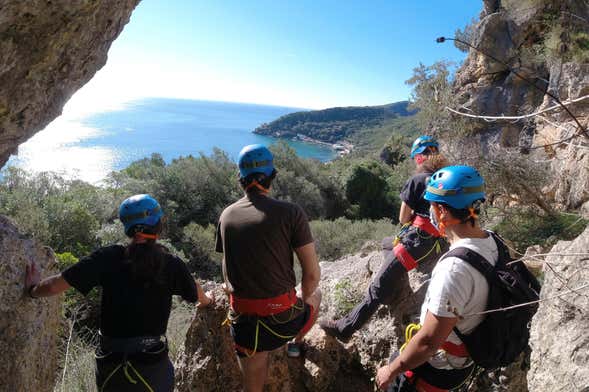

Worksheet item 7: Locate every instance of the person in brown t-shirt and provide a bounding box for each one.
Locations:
[216,144,321,392]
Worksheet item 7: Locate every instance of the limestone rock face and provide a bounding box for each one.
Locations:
[528,227,589,391]
[538,62,589,210]
[450,0,589,210]
[0,216,61,392]
[0,0,139,168]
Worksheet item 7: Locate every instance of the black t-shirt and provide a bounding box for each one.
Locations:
[399,172,433,217]
[62,245,198,338]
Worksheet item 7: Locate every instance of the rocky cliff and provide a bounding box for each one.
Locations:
[0,216,61,392]
[0,0,139,168]
[449,0,589,213]
[528,226,589,390]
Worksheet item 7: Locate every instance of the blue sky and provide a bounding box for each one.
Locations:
[69,0,481,111]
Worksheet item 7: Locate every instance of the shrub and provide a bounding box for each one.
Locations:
[181,223,222,280]
[333,278,363,318]
[270,142,348,219]
[493,210,588,253]
[345,160,400,220]
[310,218,395,261]
[56,252,101,327]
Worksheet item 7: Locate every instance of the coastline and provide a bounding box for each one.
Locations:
[292,133,353,156]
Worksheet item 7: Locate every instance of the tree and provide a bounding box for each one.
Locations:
[345,161,399,220]
[405,61,476,140]
[454,18,478,52]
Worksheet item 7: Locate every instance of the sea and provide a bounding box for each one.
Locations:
[4,98,336,184]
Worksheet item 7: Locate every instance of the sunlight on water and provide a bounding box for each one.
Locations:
[6,98,335,184]
[8,117,118,184]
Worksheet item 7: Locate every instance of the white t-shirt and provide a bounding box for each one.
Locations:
[419,233,499,369]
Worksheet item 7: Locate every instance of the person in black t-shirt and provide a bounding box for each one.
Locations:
[24,194,213,392]
[320,136,451,341]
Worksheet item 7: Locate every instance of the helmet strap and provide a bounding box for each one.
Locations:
[467,207,478,221]
[414,154,427,165]
[134,232,158,243]
[432,205,461,237]
[245,179,270,194]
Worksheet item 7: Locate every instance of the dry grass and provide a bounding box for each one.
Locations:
[54,328,98,392]
[53,300,195,391]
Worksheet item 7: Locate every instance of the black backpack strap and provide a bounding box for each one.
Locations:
[442,246,497,284]
[441,243,498,339]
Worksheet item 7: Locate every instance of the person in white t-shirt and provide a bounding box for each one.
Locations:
[376,165,491,391]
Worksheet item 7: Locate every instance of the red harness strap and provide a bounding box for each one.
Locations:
[394,242,418,271]
[412,215,441,237]
[230,290,298,317]
[404,371,448,392]
[441,341,470,357]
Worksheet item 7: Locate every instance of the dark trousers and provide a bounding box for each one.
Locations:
[334,226,447,337]
[96,354,174,392]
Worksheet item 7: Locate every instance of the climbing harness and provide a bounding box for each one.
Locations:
[96,334,168,392]
[398,323,474,392]
[394,236,443,271]
[223,291,306,357]
[229,289,299,317]
[393,216,444,271]
[393,223,412,246]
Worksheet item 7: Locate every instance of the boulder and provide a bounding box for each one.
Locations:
[528,227,589,390]
[0,215,61,392]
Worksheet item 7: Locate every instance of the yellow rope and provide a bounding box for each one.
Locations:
[243,321,261,358]
[127,361,155,392]
[399,323,421,352]
[258,319,297,339]
[99,363,122,392]
[413,239,443,265]
[226,302,303,358]
[123,363,138,385]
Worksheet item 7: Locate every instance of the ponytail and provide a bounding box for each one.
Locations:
[124,221,167,286]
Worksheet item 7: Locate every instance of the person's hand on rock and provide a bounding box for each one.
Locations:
[25,262,41,295]
[197,290,215,309]
[375,364,396,391]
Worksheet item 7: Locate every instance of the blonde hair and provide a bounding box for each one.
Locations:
[417,153,450,174]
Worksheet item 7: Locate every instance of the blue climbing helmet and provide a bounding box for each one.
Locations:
[119,194,163,236]
[424,165,485,209]
[410,135,439,159]
[237,144,275,178]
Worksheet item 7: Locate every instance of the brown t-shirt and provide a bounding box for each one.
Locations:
[215,192,314,299]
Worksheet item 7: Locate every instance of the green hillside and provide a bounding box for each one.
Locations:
[254,101,418,151]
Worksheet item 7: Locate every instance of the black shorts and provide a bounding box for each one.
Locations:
[230,302,313,357]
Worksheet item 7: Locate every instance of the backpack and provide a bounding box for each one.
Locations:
[443,232,541,369]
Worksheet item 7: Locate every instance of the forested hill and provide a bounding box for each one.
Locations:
[253,101,416,144]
